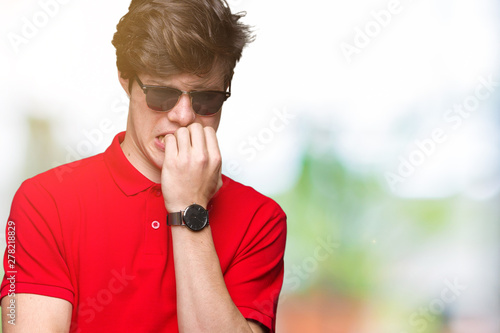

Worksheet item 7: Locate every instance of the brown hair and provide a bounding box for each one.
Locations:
[112,0,253,88]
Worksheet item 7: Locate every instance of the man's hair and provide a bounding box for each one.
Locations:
[112,0,253,87]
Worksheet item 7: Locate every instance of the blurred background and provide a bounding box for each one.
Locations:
[0,0,499,332]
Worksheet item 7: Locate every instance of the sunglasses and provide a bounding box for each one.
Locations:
[135,76,231,116]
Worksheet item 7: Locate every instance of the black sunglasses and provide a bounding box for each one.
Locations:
[135,76,231,116]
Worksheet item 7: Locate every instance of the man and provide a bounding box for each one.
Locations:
[0,0,287,332]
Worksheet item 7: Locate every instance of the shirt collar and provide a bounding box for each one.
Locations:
[104,132,157,196]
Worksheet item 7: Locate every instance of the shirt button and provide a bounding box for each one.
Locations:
[152,221,160,229]
[155,190,162,197]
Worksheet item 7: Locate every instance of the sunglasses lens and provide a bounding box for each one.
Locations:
[192,92,227,116]
[143,84,228,115]
[146,88,181,111]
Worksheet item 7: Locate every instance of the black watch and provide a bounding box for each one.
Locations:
[167,204,209,231]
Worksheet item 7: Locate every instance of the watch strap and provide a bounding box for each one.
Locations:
[167,211,184,226]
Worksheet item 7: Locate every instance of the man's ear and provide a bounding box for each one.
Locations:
[118,71,131,96]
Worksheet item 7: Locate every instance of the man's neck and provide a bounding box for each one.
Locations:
[120,136,162,184]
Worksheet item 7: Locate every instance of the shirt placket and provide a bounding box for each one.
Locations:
[144,185,167,255]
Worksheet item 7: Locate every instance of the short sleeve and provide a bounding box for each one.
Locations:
[224,200,287,332]
[0,179,74,304]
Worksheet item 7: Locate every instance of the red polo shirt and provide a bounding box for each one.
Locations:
[1,132,286,332]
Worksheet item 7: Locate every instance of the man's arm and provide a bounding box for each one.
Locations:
[1,294,72,333]
[172,226,264,332]
[171,226,267,333]
[162,124,271,333]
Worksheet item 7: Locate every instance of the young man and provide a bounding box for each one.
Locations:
[0,1,287,332]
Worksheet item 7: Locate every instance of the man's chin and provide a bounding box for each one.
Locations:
[152,155,165,171]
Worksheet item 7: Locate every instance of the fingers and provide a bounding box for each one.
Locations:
[164,124,219,169]
[171,124,213,158]
[164,134,178,157]
[204,127,221,166]
[174,127,192,156]
[204,127,223,193]
[188,124,208,157]
[161,123,222,212]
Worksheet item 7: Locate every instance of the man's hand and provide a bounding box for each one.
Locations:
[161,123,222,212]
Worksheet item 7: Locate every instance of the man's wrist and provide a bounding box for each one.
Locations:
[167,203,210,231]
[165,202,208,213]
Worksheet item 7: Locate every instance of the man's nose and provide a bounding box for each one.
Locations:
[166,93,196,127]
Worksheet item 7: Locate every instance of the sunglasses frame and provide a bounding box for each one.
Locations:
[135,76,231,116]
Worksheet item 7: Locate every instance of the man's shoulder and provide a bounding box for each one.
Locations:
[219,175,272,202]
[214,176,287,248]
[10,153,108,222]
[21,153,107,193]
[217,175,285,217]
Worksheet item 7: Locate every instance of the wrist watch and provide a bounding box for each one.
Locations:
[167,204,209,231]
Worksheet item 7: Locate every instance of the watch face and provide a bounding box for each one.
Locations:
[184,204,209,231]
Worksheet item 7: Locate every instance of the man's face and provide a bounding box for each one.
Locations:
[119,72,225,181]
